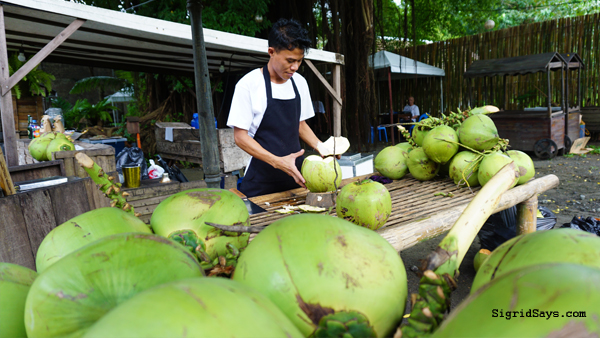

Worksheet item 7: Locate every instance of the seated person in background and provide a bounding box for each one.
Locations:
[403,96,420,122]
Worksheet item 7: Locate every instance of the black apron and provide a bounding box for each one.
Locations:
[239,66,304,197]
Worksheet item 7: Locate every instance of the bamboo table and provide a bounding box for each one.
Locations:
[247,173,559,252]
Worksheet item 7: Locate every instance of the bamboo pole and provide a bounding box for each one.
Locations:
[516,195,538,235]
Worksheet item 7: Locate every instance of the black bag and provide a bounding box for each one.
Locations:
[477,206,557,251]
[560,216,600,236]
[116,146,148,180]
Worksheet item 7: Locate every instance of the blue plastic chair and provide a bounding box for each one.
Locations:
[377,126,388,142]
[409,114,430,135]
[367,126,375,144]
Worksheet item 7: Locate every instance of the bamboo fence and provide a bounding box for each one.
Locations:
[384,14,600,117]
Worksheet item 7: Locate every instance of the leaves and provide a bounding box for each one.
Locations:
[69,76,128,95]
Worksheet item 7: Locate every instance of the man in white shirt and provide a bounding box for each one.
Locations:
[403,96,420,122]
[227,18,324,197]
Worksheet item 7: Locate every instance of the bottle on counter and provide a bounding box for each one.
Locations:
[31,120,41,138]
[27,115,33,139]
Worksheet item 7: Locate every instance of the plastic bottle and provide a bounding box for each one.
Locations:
[32,120,40,138]
[27,115,33,139]
[191,113,199,129]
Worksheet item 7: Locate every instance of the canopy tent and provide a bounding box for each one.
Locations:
[369,51,445,144]
[105,90,134,104]
[0,0,344,167]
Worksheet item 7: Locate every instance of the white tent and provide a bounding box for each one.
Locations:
[370,51,445,80]
[369,51,445,137]
[105,90,134,104]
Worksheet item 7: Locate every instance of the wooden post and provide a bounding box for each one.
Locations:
[387,68,394,144]
[187,0,221,189]
[0,5,17,166]
[516,195,538,235]
[332,64,341,137]
[0,145,15,195]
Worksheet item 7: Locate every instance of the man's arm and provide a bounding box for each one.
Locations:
[299,121,321,151]
[233,127,306,188]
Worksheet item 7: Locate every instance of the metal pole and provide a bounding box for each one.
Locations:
[187,0,221,188]
[440,77,443,115]
[388,67,394,144]
[564,65,569,138]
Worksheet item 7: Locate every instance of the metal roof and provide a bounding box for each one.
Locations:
[464,52,566,78]
[369,50,445,80]
[2,0,344,76]
[560,52,584,69]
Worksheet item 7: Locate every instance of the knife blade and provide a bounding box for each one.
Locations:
[229,188,267,215]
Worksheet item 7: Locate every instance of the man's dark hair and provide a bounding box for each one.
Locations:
[268,18,311,54]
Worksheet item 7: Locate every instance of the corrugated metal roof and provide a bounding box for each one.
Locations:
[2,0,344,76]
[464,52,566,78]
[369,50,445,80]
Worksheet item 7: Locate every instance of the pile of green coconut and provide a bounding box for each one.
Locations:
[28,131,75,161]
[373,105,535,190]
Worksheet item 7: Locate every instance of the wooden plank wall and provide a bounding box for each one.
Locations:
[0,178,104,270]
[385,13,600,116]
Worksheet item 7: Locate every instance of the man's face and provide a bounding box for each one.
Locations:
[268,47,304,83]
[409,97,414,105]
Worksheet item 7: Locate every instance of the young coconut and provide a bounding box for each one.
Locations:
[432,264,600,338]
[24,233,205,338]
[28,132,57,161]
[395,142,413,160]
[336,179,392,230]
[0,263,37,338]
[45,137,74,161]
[472,249,491,272]
[471,228,600,293]
[233,214,407,338]
[506,150,535,185]
[374,146,408,180]
[423,125,459,164]
[36,207,151,273]
[150,188,250,269]
[301,155,342,192]
[458,114,499,151]
[449,150,481,188]
[478,152,517,187]
[317,136,350,157]
[407,147,439,181]
[83,278,303,338]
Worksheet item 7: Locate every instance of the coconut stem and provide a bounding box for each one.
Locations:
[400,163,517,337]
[313,311,376,338]
[75,152,134,215]
[205,221,265,233]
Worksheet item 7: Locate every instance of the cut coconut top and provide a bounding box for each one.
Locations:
[317,136,350,157]
[304,154,337,164]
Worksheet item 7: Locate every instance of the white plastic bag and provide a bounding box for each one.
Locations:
[148,159,165,179]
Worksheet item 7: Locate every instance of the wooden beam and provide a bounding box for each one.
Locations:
[0,5,18,166]
[332,64,342,137]
[0,145,16,195]
[304,59,342,105]
[2,18,86,96]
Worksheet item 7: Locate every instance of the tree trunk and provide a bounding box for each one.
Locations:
[403,3,408,46]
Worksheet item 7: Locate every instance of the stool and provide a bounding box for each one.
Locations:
[377,126,388,142]
[367,126,375,144]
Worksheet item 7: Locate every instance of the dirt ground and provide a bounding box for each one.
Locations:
[181,139,600,320]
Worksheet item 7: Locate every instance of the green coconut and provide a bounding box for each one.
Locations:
[506,150,535,185]
[458,114,499,151]
[0,263,37,338]
[24,233,204,338]
[301,155,342,192]
[412,126,430,147]
[472,228,600,293]
[336,179,392,230]
[36,207,152,273]
[432,263,600,338]
[472,249,491,272]
[395,142,413,160]
[45,137,74,161]
[232,214,407,337]
[449,150,481,188]
[477,152,516,187]
[83,277,303,338]
[374,146,408,180]
[423,125,459,164]
[28,133,57,161]
[407,147,439,181]
[150,188,250,266]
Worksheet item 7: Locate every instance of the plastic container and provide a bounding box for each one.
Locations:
[32,120,40,138]
[191,113,199,129]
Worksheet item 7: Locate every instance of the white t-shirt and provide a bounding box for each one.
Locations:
[227,68,315,137]
[403,104,420,122]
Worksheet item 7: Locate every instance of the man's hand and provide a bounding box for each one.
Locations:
[273,149,306,188]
